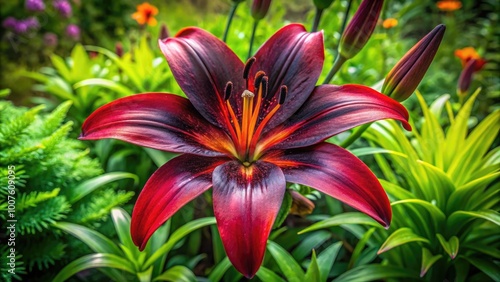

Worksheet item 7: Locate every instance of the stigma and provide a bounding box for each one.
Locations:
[223,57,288,162]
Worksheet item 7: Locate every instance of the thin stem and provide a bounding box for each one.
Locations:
[340,123,372,148]
[339,0,354,36]
[322,54,347,84]
[222,3,239,43]
[248,20,258,59]
[311,8,324,32]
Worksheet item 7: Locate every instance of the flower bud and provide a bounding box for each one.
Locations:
[313,0,335,10]
[115,42,124,58]
[457,59,477,96]
[251,0,271,21]
[289,190,315,216]
[159,23,169,40]
[339,0,383,60]
[382,24,446,102]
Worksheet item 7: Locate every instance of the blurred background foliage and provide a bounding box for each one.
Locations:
[1,0,499,281]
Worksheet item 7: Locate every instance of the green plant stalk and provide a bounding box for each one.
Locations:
[222,3,240,43]
[248,20,259,59]
[322,54,347,84]
[340,0,354,36]
[311,8,324,32]
[340,123,372,148]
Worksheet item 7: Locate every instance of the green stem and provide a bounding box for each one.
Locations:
[322,54,347,84]
[222,3,239,43]
[340,123,372,148]
[339,0,354,36]
[248,20,259,59]
[311,8,324,32]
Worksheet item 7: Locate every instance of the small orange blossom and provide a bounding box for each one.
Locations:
[382,18,398,29]
[454,47,486,71]
[436,0,462,12]
[132,2,159,26]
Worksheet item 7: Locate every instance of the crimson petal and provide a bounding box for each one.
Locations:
[264,143,391,227]
[212,160,286,278]
[80,93,232,157]
[131,154,227,250]
[260,84,411,150]
[251,24,324,130]
[160,27,246,130]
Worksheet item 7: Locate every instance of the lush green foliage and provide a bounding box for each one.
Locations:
[0,96,137,281]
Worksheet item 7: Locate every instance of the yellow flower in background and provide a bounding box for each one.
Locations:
[132,2,159,26]
[436,0,462,12]
[382,18,398,29]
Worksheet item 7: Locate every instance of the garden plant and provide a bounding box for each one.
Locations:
[0,0,498,281]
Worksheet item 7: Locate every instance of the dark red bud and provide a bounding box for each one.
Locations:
[115,42,123,58]
[251,0,271,21]
[159,23,169,39]
[313,0,335,10]
[382,24,446,102]
[458,59,477,96]
[339,0,384,59]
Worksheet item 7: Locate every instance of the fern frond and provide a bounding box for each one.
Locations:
[34,101,72,137]
[0,245,26,281]
[17,197,71,235]
[22,236,66,271]
[0,104,45,147]
[17,188,60,212]
[71,189,134,224]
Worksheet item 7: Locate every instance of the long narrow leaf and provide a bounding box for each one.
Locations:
[378,227,429,254]
[267,241,305,282]
[67,172,138,203]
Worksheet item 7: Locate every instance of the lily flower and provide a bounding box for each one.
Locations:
[80,24,411,278]
[454,47,486,71]
[436,0,462,12]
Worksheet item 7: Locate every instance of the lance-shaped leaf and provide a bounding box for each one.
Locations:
[382,24,446,101]
[420,248,442,277]
[378,227,430,254]
[339,0,383,59]
[436,234,459,259]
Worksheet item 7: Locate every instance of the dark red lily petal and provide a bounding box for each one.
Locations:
[259,84,411,150]
[131,154,227,250]
[251,24,324,131]
[80,93,233,157]
[263,143,392,227]
[212,160,286,278]
[160,27,246,131]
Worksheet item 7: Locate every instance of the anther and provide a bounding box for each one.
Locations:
[278,85,288,105]
[261,76,268,98]
[224,81,233,100]
[253,71,266,90]
[243,57,256,80]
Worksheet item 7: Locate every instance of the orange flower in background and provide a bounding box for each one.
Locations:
[437,0,462,12]
[382,18,398,29]
[454,47,486,71]
[132,2,158,26]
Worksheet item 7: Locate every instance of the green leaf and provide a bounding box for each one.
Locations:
[436,234,459,259]
[273,191,292,229]
[208,256,232,282]
[333,264,418,281]
[145,217,216,269]
[53,222,122,255]
[447,210,500,233]
[463,257,500,281]
[67,172,138,203]
[74,78,134,96]
[50,54,71,81]
[317,241,343,282]
[0,88,10,98]
[153,265,197,282]
[391,199,446,229]
[111,208,138,252]
[304,250,320,282]
[53,253,135,282]
[378,227,429,254]
[349,228,376,269]
[143,148,177,167]
[420,248,442,277]
[256,266,286,282]
[299,212,382,234]
[291,230,330,261]
[267,241,305,282]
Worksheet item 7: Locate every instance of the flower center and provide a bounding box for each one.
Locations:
[224,57,287,164]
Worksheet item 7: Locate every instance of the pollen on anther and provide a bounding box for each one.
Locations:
[243,57,256,80]
[242,89,255,98]
[279,85,288,105]
[224,81,233,100]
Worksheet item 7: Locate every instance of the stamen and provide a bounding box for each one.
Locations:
[242,90,255,98]
[224,81,233,101]
[253,71,266,90]
[243,57,256,80]
[279,85,288,104]
[261,76,268,98]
